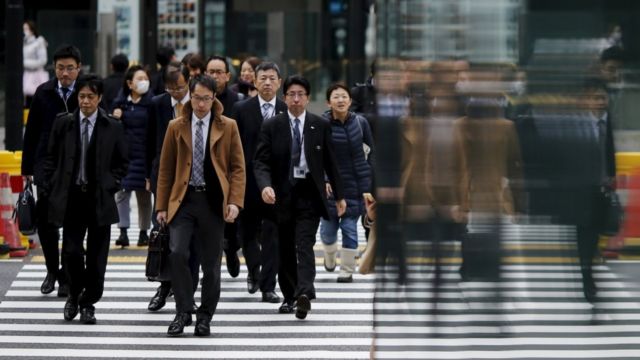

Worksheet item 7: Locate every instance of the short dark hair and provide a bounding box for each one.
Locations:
[156,46,176,67]
[53,44,82,65]
[601,46,625,63]
[122,65,148,95]
[76,74,103,96]
[583,77,608,93]
[255,61,281,78]
[163,61,190,85]
[325,83,351,102]
[207,55,229,73]
[283,75,310,96]
[189,74,217,95]
[111,53,129,73]
[183,53,206,73]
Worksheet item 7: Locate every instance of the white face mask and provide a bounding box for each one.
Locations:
[135,80,150,95]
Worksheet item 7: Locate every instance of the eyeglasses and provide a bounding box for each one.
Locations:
[55,65,79,73]
[206,69,227,76]
[166,86,188,93]
[78,93,98,101]
[286,92,307,99]
[192,95,214,103]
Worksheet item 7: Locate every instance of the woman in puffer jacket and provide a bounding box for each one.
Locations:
[321,83,374,282]
[111,65,154,247]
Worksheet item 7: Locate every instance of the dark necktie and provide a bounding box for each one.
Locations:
[78,118,90,185]
[262,103,273,120]
[292,118,302,166]
[191,120,205,185]
[61,87,70,100]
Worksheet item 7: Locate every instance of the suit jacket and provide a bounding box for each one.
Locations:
[254,111,344,220]
[232,96,287,209]
[42,108,129,227]
[156,98,246,223]
[401,116,464,221]
[515,113,614,226]
[22,78,79,185]
[453,116,524,215]
[146,92,177,191]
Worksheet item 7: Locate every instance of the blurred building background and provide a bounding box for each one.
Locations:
[2,0,640,149]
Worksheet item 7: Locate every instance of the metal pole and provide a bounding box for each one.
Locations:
[5,0,24,151]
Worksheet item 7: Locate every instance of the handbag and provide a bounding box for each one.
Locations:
[14,179,37,235]
[358,224,377,275]
[601,188,623,236]
[145,224,171,280]
[23,69,49,96]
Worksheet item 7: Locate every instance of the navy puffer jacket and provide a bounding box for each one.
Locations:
[112,92,154,191]
[323,111,375,218]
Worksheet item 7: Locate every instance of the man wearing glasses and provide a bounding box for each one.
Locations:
[145,62,200,312]
[204,55,246,281]
[156,75,245,336]
[22,44,82,299]
[254,75,346,319]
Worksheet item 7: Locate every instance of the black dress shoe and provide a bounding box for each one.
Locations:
[80,306,96,324]
[148,285,171,311]
[167,313,192,336]
[262,291,281,303]
[115,229,129,248]
[137,230,149,247]
[247,269,260,294]
[194,313,212,336]
[295,294,311,320]
[40,273,56,294]
[57,283,69,298]
[584,279,598,304]
[225,249,240,278]
[278,299,295,314]
[64,297,79,321]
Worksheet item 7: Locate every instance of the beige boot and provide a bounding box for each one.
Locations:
[337,248,358,283]
[323,243,338,272]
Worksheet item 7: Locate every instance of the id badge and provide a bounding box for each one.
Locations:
[293,167,306,179]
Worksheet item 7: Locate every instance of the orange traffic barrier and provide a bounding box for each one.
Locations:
[604,160,640,258]
[0,173,26,257]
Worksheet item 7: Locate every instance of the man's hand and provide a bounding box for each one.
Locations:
[261,187,276,204]
[363,193,376,222]
[156,211,168,226]
[145,179,151,192]
[325,183,333,198]
[225,204,240,223]
[336,199,347,217]
[112,108,123,119]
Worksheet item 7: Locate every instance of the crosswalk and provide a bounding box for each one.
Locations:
[372,261,640,359]
[3,194,640,358]
[0,263,375,359]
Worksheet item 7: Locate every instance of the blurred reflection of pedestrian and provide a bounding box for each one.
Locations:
[23,20,49,107]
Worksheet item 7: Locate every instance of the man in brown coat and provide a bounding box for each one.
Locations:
[156,75,245,336]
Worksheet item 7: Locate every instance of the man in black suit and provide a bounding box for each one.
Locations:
[254,75,346,319]
[42,75,128,324]
[578,78,616,303]
[22,44,82,298]
[205,55,245,279]
[101,53,128,110]
[232,62,287,303]
[145,62,201,312]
